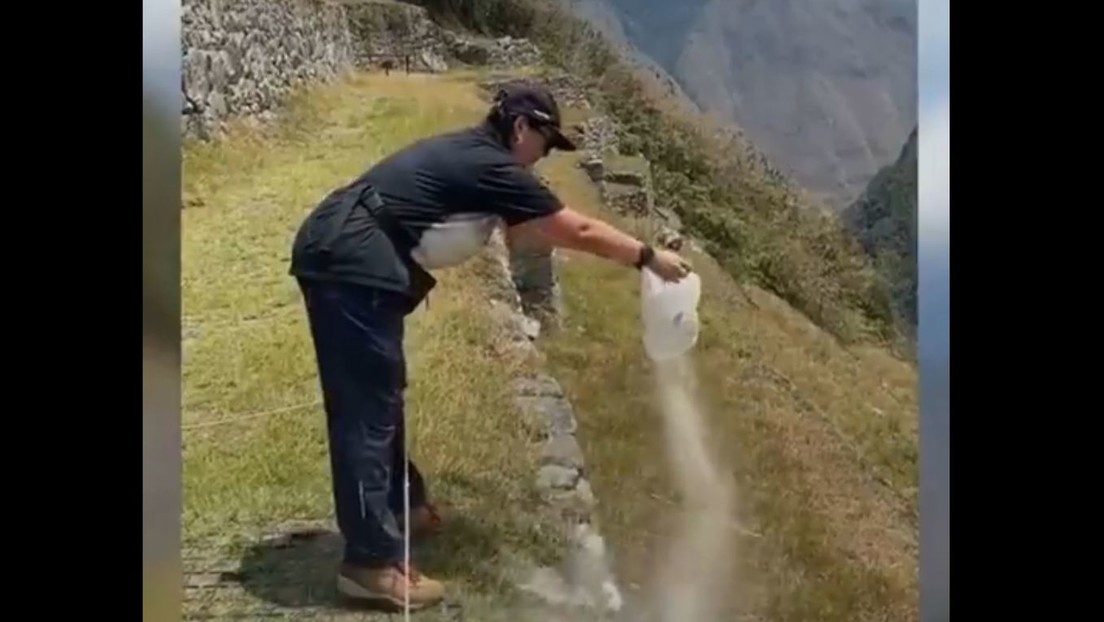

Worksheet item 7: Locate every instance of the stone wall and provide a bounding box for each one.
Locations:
[445,33,543,68]
[182,0,356,139]
[182,0,548,139]
[481,229,623,614]
[505,228,564,333]
[574,122,688,253]
[345,0,449,73]
[574,115,619,155]
[480,73,592,114]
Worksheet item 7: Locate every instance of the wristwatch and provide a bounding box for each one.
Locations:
[635,243,655,270]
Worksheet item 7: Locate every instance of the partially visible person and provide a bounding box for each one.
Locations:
[288,83,691,611]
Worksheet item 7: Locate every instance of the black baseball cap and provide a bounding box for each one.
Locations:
[494,82,578,152]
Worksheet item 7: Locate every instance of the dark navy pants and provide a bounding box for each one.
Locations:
[297,278,428,567]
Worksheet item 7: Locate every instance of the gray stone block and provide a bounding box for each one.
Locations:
[547,477,597,520]
[538,464,581,491]
[605,169,648,187]
[514,395,578,437]
[580,155,605,182]
[512,374,565,398]
[603,182,652,216]
[574,478,596,507]
[541,434,585,471]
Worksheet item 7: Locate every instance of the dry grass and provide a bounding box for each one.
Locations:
[537,140,919,621]
[181,68,918,621]
[182,71,567,620]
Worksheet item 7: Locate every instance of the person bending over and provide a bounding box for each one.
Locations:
[288,82,692,610]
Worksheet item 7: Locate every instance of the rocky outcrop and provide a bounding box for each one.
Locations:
[538,73,594,111]
[580,154,604,182]
[444,32,543,68]
[599,156,654,218]
[181,0,356,139]
[345,0,449,73]
[573,117,696,253]
[655,225,685,251]
[574,115,620,154]
[479,73,592,113]
[348,7,544,74]
[602,182,650,216]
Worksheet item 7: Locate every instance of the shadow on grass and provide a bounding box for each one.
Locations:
[234,475,520,614]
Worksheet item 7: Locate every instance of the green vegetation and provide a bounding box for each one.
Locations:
[413,0,904,347]
[843,126,919,339]
[538,151,918,622]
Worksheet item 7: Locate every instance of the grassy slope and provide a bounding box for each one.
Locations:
[182,68,918,621]
[540,148,918,621]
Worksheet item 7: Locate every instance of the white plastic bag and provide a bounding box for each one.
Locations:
[640,268,702,361]
[410,212,501,270]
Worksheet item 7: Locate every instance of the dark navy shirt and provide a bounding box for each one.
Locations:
[290,123,564,310]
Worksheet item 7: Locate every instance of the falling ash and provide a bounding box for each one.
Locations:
[643,354,737,622]
[518,353,738,622]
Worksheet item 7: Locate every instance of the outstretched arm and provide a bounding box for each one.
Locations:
[512,205,692,281]
[476,162,690,281]
[522,205,642,266]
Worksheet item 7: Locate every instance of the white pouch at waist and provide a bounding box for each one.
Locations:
[410,213,501,270]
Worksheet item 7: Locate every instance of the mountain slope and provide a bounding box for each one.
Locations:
[538,148,918,622]
[567,0,917,208]
[842,126,918,332]
[561,0,700,116]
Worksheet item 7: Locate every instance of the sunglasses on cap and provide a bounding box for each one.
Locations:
[526,118,558,156]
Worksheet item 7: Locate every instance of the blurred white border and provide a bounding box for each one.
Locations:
[918,0,950,620]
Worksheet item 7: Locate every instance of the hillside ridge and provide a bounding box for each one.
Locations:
[564,0,918,210]
[843,126,918,334]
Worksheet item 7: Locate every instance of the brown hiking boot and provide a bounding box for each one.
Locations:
[336,561,445,611]
[396,503,443,539]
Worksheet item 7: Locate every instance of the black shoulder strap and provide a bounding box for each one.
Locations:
[360,186,419,253]
[314,180,438,311]
[317,182,418,256]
